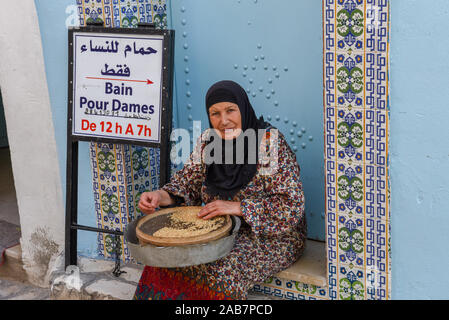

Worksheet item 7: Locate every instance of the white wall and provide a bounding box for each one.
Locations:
[0,0,65,286]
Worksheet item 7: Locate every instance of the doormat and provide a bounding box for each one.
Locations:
[0,219,21,266]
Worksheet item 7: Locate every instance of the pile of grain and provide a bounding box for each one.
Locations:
[153,208,226,238]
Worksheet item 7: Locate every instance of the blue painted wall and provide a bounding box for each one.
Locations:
[168,0,325,241]
[390,0,449,299]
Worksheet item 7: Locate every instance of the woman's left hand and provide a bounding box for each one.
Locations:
[198,200,243,220]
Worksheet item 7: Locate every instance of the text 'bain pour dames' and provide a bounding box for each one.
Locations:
[79,82,155,114]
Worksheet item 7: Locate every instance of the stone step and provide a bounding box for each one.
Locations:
[275,240,327,287]
[0,244,28,283]
[0,278,50,300]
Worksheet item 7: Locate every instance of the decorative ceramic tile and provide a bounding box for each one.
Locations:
[336,0,365,52]
[89,142,130,261]
[336,50,365,109]
[111,0,139,28]
[365,163,388,220]
[325,160,337,250]
[78,0,114,27]
[323,0,336,52]
[326,159,338,299]
[77,0,167,29]
[365,0,389,53]
[327,56,383,163]
[365,109,388,166]
[254,277,329,300]
[125,145,161,222]
[365,217,389,299]
[103,0,114,27]
[328,2,389,112]
[324,0,336,109]
[337,213,364,267]
[327,257,338,299]
[337,264,365,300]
[89,143,165,263]
[325,107,336,159]
[152,0,168,29]
[336,161,364,217]
[386,217,391,298]
[324,51,336,108]
[336,108,364,163]
[365,52,388,110]
[76,0,85,26]
[324,0,390,300]
[137,0,154,24]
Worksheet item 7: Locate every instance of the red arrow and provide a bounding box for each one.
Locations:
[86,77,154,85]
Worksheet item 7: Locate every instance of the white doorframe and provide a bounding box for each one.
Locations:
[0,0,65,287]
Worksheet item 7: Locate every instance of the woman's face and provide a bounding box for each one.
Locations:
[208,102,242,140]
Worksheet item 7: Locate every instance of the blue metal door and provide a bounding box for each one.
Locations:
[169,0,324,241]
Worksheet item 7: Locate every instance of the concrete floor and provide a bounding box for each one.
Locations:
[0,278,50,300]
[0,147,20,226]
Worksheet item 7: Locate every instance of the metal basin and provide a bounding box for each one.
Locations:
[124,215,241,268]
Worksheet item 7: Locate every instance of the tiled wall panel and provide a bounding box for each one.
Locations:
[324,0,390,300]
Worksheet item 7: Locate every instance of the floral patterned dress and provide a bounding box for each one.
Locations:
[133,129,306,300]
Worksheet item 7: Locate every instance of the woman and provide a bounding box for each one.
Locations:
[133,80,306,300]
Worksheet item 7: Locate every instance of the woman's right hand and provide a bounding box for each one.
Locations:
[138,191,162,215]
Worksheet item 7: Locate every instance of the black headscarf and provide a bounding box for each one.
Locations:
[204,80,271,199]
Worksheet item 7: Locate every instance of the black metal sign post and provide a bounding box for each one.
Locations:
[65,25,175,269]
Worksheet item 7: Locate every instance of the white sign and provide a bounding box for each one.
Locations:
[72,32,164,143]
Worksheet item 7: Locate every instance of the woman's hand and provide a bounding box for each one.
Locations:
[138,190,176,215]
[198,200,243,220]
[138,191,162,215]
